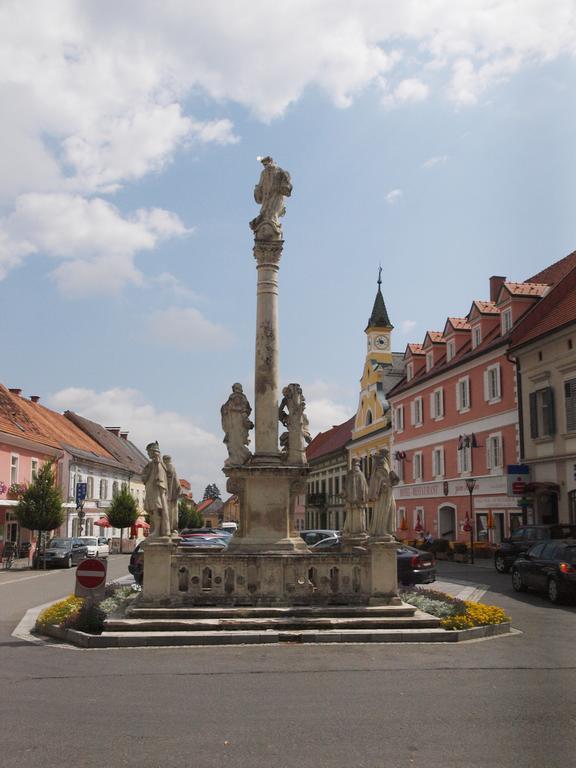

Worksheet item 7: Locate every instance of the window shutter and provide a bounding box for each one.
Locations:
[566,379,576,433]
[440,389,445,416]
[543,387,556,436]
[529,392,539,438]
[430,392,435,417]
[486,438,492,469]
[456,381,461,411]
[496,365,502,398]
[440,448,445,475]
[467,379,471,408]
[457,445,462,473]
[483,370,490,401]
[410,400,415,426]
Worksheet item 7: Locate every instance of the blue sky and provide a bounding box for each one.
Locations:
[1,2,575,495]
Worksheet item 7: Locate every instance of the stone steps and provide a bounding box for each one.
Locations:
[128,604,417,620]
[105,611,440,633]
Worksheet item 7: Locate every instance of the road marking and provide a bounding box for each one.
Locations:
[0,571,69,587]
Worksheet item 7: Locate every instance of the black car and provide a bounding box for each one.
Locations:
[40,538,89,568]
[300,530,339,546]
[494,524,576,573]
[310,536,436,586]
[511,539,576,603]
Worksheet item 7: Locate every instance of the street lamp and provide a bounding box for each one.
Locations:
[465,478,477,564]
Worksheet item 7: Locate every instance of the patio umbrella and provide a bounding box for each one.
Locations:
[414,514,423,533]
[94,518,111,528]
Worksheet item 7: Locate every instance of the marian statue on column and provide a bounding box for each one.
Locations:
[250,156,292,240]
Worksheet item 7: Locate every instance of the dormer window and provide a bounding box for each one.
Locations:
[446,339,455,362]
[501,307,513,334]
[426,351,433,372]
[472,325,482,349]
[406,362,413,382]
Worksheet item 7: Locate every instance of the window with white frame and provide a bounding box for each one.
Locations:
[411,396,423,426]
[484,364,502,402]
[395,405,405,432]
[486,433,503,470]
[472,325,482,348]
[446,339,455,362]
[99,478,108,499]
[501,307,513,334]
[456,376,471,412]
[395,456,404,482]
[457,443,472,473]
[87,476,94,499]
[10,455,19,484]
[397,506,406,529]
[31,458,39,481]
[430,387,444,419]
[406,362,413,382]
[412,452,423,481]
[413,507,424,530]
[426,351,434,371]
[529,387,556,438]
[432,447,444,478]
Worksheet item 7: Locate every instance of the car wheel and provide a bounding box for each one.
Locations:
[495,554,509,574]
[511,568,527,592]
[66,555,73,569]
[548,578,562,604]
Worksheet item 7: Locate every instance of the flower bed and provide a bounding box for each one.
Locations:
[35,585,137,636]
[401,587,509,630]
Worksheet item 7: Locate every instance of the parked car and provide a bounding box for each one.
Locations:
[494,524,576,573]
[511,539,576,603]
[180,535,228,549]
[310,536,436,586]
[300,530,339,546]
[78,536,110,558]
[40,538,89,568]
[129,543,144,585]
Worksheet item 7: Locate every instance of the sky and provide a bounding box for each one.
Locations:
[1,1,575,496]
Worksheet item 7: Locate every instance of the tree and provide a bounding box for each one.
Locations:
[177,498,204,530]
[16,462,64,569]
[106,488,139,554]
[203,483,221,500]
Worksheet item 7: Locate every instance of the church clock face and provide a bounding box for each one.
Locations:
[374,334,390,350]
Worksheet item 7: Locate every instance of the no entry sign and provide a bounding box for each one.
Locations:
[75,558,107,599]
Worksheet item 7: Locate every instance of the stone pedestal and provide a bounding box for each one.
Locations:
[368,539,401,605]
[225,462,308,553]
[143,539,176,602]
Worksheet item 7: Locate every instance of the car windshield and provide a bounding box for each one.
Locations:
[48,539,69,548]
[80,538,97,546]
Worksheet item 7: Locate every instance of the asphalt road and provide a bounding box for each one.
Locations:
[0,558,575,768]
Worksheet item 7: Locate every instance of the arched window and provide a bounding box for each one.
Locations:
[99,479,108,500]
[365,410,373,426]
[87,476,94,499]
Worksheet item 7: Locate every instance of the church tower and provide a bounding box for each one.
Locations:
[349,269,398,479]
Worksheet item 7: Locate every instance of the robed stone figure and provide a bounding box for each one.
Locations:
[368,449,399,539]
[279,383,311,465]
[142,442,171,538]
[250,156,292,239]
[221,383,254,466]
[163,455,180,534]
[342,459,369,536]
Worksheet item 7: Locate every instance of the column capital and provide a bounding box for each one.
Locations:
[253,239,283,267]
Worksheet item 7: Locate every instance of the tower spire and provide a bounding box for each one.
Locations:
[366,266,393,330]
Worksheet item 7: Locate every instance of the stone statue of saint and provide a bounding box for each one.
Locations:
[278,383,311,464]
[221,383,254,466]
[163,455,180,535]
[368,449,400,539]
[250,156,292,239]
[142,442,171,538]
[342,459,369,536]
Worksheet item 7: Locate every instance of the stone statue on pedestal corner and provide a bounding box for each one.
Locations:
[142,441,171,538]
[279,383,311,465]
[163,455,180,535]
[368,448,399,539]
[250,156,292,240]
[221,383,254,466]
[341,458,369,536]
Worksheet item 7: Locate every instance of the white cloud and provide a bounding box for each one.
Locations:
[146,307,233,349]
[48,386,226,498]
[0,193,188,295]
[422,154,449,169]
[389,77,430,104]
[305,397,352,438]
[150,272,202,302]
[400,319,418,334]
[386,189,403,205]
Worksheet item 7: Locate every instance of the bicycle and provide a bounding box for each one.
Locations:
[2,543,17,569]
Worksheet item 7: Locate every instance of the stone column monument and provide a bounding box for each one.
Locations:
[224,157,307,553]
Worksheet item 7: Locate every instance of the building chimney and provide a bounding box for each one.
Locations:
[29,395,41,403]
[8,388,22,396]
[490,275,506,303]
[106,427,121,436]
[120,431,129,440]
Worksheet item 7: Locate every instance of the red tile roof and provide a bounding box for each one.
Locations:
[448,317,471,331]
[179,478,191,490]
[197,498,216,513]
[503,282,549,297]
[406,343,424,356]
[425,331,444,343]
[471,300,500,315]
[511,264,576,349]
[306,416,354,462]
[526,249,576,286]
[0,384,115,458]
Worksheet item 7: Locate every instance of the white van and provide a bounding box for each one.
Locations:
[219,522,238,533]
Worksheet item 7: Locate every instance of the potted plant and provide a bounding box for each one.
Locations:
[453,542,469,563]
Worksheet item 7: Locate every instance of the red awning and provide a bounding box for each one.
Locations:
[134,520,150,529]
[95,518,111,528]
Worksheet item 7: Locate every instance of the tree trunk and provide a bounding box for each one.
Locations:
[119,528,123,554]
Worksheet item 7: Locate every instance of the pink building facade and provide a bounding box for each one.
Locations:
[388,274,551,546]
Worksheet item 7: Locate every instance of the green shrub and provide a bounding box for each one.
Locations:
[429,538,450,553]
[100,585,135,616]
[63,601,106,634]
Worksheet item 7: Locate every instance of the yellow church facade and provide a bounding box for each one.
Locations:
[348,273,404,487]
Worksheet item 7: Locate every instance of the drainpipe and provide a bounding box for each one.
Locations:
[507,350,524,461]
